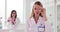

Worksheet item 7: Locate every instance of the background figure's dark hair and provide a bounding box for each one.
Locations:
[11,10,17,19]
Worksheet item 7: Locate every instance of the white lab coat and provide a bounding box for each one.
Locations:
[26,16,51,32]
[6,17,20,32]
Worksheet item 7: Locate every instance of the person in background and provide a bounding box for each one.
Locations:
[7,10,20,30]
[26,1,51,32]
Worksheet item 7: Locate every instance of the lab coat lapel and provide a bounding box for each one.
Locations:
[31,16,41,25]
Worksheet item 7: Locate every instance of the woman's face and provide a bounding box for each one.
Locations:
[12,12,16,17]
[33,4,42,16]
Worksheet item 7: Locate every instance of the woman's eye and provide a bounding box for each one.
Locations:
[35,8,36,10]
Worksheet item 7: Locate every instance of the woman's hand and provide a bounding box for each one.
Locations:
[41,8,47,21]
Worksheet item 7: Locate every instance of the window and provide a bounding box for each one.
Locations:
[6,0,24,24]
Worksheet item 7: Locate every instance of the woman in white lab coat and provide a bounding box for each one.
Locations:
[26,1,51,32]
[7,10,20,31]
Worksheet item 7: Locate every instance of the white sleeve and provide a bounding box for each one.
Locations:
[25,19,30,32]
[45,20,52,32]
[16,18,21,29]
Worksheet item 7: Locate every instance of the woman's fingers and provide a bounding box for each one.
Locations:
[41,8,46,14]
[42,8,47,21]
[42,8,46,14]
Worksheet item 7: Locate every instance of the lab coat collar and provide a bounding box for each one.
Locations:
[30,16,42,24]
[31,16,42,21]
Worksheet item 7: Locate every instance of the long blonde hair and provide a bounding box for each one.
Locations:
[30,1,43,18]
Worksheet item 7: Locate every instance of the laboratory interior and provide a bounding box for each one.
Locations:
[0,0,59,32]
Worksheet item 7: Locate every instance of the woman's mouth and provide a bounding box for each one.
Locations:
[36,12,39,14]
